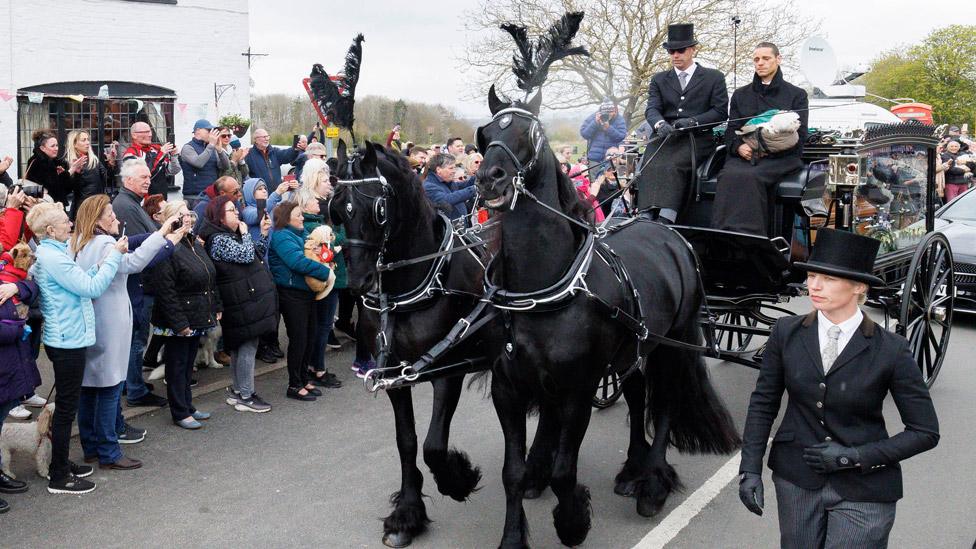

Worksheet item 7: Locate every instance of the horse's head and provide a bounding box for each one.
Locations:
[332,139,430,294]
[475,85,546,212]
[332,139,391,293]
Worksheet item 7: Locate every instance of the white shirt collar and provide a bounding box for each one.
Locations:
[674,63,698,81]
[817,308,863,359]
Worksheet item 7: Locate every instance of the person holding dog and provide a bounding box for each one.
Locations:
[711,42,808,236]
[71,195,184,470]
[738,229,939,548]
[27,202,127,495]
[0,242,42,511]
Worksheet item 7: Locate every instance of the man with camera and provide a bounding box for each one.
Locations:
[580,100,627,165]
[122,122,181,197]
[636,23,729,223]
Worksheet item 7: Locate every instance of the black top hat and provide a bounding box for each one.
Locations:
[662,23,699,50]
[794,229,884,286]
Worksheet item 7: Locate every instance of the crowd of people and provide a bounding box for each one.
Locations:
[0,110,501,510]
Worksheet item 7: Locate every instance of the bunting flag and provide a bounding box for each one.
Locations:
[176,103,188,114]
[0,89,13,102]
[26,92,44,103]
[67,94,84,103]
[97,84,109,98]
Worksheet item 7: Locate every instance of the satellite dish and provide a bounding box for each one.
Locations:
[799,37,838,89]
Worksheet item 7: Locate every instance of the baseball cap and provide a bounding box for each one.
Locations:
[193,119,215,131]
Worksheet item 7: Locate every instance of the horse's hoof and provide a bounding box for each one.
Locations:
[636,495,664,518]
[524,487,545,499]
[383,532,413,548]
[614,479,638,497]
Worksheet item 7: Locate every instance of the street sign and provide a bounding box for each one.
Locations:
[326,126,340,139]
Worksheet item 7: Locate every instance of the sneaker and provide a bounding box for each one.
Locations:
[69,461,94,478]
[118,423,147,444]
[225,388,241,406]
[126,392,168,407]
[326,332,342,350]
[355,359,377,379]
[47,475,96,495]
[7,405,30,420]
[175,417,203,430]
[191,410,211,421]
[0,498,8,514]
[21,394,48,408]
[235,394,272,413]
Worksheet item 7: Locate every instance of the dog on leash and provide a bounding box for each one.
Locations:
[0,403,54,479]
[194,325,223,369]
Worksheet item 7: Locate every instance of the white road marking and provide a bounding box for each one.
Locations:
[631,451,744,549]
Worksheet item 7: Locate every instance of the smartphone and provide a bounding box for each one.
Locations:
[283,174,297,183]
[292,134,301,148]
[120,221,127,237]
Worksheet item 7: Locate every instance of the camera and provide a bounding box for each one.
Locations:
[13,184,44,199]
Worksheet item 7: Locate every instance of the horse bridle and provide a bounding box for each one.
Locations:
[478,107,547,210]
[334,157,393,254]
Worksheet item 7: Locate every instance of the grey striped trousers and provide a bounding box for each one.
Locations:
[772,473,896,549]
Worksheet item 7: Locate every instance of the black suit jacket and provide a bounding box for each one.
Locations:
[644,63,729,134]
[740,311,939,502]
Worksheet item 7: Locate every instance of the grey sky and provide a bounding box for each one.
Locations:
[247,0,976,119]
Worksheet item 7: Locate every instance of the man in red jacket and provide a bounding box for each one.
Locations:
[121,122,181,196]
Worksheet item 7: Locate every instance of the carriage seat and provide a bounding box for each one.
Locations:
[696,146,816,201]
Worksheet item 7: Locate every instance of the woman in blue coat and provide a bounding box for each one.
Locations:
[268,201,332,402]
[26,202,126,495]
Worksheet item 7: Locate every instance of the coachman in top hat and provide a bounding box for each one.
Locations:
[739,229,939,548]
[635,23,729,222]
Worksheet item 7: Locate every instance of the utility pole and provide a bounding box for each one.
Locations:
[241,46,269,69]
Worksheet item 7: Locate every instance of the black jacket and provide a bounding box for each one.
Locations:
[726,70,808,160]
[644,63,729,135]
[69,160,114,219]
[198,219,277,350]
[941,151,974,185]
[148,236,222,333]
[740,311,939,502]
[24,153,74,206]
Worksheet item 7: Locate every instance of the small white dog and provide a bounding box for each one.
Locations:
[0,403,54,479]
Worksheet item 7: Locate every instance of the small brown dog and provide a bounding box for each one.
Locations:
[0,241,36,318]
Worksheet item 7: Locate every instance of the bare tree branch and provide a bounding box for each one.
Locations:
[459,0,821,129]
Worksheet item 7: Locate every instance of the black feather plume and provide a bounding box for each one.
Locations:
[308,34,365,131]
[501,12,588,93]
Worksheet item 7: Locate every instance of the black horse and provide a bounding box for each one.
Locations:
[330,140,488,548]
[474,82,741,546]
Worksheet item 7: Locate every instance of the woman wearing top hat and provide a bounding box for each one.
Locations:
[738,229,939,548]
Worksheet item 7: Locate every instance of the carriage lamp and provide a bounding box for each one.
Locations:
[827,154,869,232]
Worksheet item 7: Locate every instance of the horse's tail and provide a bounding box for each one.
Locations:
[645,304,741,455]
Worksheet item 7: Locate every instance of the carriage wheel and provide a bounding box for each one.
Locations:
[592,371,623,409]
[898,232,954,388]
[714,311,758,352]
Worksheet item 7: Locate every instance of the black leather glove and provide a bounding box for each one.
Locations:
[656,121,674,138]
[802,441,860,474]
[672,117,698,130]
[738,472,764,516]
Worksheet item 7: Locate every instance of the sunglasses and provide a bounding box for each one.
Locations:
[667,47,688,54]
[220,134,232,138]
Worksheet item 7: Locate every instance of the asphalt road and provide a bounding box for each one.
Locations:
[2,304,974,548]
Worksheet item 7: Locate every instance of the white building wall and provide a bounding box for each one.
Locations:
[0,0,250,175]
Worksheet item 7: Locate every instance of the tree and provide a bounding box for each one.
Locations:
[461,0,820,130]
[861,25,976,125]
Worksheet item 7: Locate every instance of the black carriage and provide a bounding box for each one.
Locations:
[594,122,955,409]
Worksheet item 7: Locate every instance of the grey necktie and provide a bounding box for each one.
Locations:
[678,71,688,90]
[822,325,842,373]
